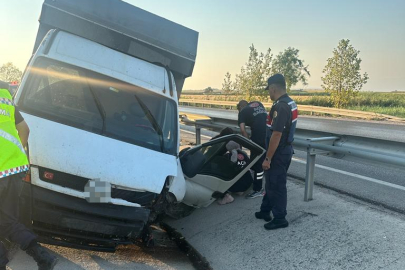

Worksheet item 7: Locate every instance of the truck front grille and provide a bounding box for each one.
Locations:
[38,167,157,206]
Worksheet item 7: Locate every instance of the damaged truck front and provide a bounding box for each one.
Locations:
[15,0,198,251]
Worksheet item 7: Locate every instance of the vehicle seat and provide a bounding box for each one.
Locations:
[181,150,207,178]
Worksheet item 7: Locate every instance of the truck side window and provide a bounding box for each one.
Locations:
[22,61,103,133]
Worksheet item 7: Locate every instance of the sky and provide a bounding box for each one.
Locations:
[1,0,404,92]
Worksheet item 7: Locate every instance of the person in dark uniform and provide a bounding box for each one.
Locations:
[237,100,267,199]
[0,83,58,270]
[211,128,254,205]
[255,74,298,230]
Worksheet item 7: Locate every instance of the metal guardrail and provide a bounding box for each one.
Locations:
[179,99,405,122]
[180,114,405,202]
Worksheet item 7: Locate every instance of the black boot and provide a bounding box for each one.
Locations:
[0,266,7,270]
[255,211,272,222]
[25,243,58,270]
[264,218,289,230]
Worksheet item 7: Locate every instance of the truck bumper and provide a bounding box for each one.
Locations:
[20,183,150,251]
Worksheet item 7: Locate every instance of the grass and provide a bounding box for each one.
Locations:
[297,92,405,118]
[181,91,405,119]
[346,106,405,118]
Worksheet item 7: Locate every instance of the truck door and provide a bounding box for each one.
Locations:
[179,134,265,208]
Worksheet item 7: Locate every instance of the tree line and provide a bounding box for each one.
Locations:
[218,39,368,108]
[0,62,22,83]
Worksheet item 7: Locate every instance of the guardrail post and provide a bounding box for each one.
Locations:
[304,148,316,201]
[196,126,201,145]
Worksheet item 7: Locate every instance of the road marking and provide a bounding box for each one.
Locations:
[180,129,212,139]
[292,157,405,191]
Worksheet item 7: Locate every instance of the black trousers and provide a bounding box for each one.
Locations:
[260,145,293,219]
[251,152,265,191]
[251,137,266,192]
[228,170,253,193]
[0,173,37,266]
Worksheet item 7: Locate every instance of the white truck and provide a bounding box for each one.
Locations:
[15,0,264,251]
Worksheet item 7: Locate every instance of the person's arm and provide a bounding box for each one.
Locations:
[238,109,249,139]
[262,103,290,170]
[239,123,249,139]
[16,120,30,147]
[262,131,282,170]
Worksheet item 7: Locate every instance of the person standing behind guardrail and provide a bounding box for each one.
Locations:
[237,100,267,199]
[256,74,298,230]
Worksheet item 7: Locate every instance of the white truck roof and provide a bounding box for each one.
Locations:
[34,0,199,95]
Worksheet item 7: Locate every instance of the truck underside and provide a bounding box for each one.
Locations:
[19,174,175,252]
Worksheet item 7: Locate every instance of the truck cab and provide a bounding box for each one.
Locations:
[15,0,264,251]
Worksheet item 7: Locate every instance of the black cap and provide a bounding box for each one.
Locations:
[265,74,286,90]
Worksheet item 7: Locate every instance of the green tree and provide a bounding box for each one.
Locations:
[221,72,233,94]
[224,45,272,99]
[321,39,369,108]
[0,62,22,82]
[204,86,214,95]
[271,47,310,92]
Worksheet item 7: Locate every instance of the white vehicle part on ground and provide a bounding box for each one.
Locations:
[180,135,264,208]
[182,178,216,208]
[23,113,177,196]
[183,173,254,208]
[169,159,187,202]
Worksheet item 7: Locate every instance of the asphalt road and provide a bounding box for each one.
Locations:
[167,178,405,270]
[289,150,405,212]
[180,124,405,214]
[179,106,405,142]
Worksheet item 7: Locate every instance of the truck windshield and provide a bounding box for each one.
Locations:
[19,58,177,155]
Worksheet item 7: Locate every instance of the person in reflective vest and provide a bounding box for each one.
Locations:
[0,84,58,270]
[254,74,297,230]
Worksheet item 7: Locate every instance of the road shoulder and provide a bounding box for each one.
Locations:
[166,178,405,270]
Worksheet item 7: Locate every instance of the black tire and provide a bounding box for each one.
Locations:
[165,203,195,220]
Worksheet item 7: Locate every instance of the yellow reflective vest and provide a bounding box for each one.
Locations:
[0,88,29,178]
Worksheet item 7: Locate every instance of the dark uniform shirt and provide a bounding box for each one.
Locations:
[238,101,267,147]
[266,94,298,148]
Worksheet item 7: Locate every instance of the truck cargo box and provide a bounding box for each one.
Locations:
[34,0,198,95]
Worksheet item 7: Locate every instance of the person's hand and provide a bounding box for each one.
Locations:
[262,159,271,170]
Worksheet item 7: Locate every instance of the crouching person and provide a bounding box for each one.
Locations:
[217,141,254,205]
